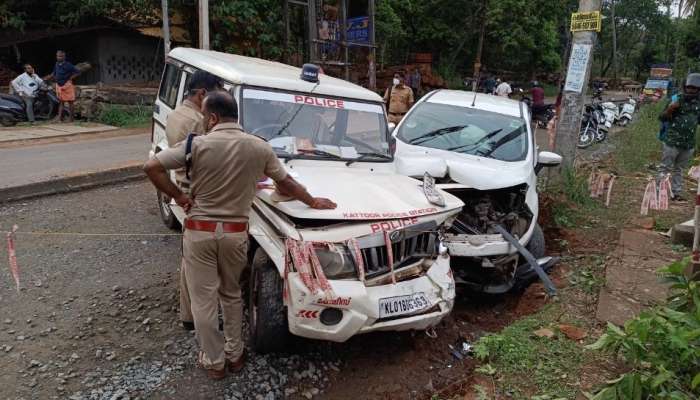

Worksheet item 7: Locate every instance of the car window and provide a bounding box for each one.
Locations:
[241,88,390,162]
[158,63,181,109]
[397,102,528,162]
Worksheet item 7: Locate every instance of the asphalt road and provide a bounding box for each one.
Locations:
[0,132,149,189]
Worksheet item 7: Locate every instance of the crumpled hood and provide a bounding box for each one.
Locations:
[257,164,463,220]
[396,142,533,190]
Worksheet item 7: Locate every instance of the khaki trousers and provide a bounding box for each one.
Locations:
[183,227,248,370]
[178,185,193,324]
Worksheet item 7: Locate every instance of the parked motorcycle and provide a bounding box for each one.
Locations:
[600,101,619,131]
[618,97,637,126]
[578,103,604,148]
[520,95,555,129]
[0,81,61,126]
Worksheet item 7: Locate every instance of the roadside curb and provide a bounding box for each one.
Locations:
[0,127,146,149]
[0,165,145,204]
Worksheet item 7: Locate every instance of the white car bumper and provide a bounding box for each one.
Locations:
[286,256,455,342]
[445,225,533,257]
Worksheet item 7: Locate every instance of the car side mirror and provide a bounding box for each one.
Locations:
[388,122,396,135]
[535,151,562,174]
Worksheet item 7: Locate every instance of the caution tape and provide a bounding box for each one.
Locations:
[6,225,20,292]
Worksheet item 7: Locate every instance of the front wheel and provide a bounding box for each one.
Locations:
[577,125,595,148]
[157,190,180,230]
[249,248,289,354]
[0,111,17,127]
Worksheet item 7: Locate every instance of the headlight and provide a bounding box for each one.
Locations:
[315,244,357,280]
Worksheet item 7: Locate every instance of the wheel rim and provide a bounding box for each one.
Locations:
[159,192,172,218]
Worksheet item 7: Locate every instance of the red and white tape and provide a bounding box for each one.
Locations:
[6,224,20,292]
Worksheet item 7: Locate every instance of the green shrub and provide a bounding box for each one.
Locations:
[586,258,700,399]
[98,104,151,127]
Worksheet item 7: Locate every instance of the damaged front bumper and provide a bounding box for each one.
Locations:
[285,256,455,342]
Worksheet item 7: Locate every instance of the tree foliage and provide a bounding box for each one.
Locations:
[0,0,697,82]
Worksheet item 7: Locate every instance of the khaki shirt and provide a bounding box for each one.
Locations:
[155,122,288,222]
[384,85,414,114]
[166,100,205,185]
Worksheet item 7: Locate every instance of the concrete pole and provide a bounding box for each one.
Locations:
[553,0,602,174]
[161,0,171,58]
[198,0,209,50]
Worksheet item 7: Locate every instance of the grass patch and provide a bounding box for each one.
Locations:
[97,103,151,128]
[616,101,665,175]
[474,304,589,399]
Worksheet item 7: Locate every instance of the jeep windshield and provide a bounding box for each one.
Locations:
[241,88,391,162]
[397,102,528,162]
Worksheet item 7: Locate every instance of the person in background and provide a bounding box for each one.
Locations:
[657,73,700,201]
[483,75,497,95]
[494,79,513,98]
[407,68,422,97]
[44,50,80,123]
[165,70,223,332]
[384,72,414,124]
[530,80,546,114]
[11,64,43,124]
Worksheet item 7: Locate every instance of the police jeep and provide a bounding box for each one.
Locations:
[150,48,464,353]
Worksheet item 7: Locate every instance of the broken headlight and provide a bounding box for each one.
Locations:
[315,244,357,280]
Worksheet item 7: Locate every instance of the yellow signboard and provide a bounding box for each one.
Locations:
[571,11,601,32]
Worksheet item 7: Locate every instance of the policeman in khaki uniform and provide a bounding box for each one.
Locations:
[165,71,223,331]
[384,71,414,124]
[144,92,336,379]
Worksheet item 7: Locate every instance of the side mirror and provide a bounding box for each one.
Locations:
[388,122,396,135]
[535,151,562,174]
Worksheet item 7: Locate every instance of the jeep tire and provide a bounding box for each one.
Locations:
[157,190,180,230]
[249,247,289,353]
[526,223,546,259]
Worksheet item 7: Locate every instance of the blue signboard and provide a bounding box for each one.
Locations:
[347,16,369,44]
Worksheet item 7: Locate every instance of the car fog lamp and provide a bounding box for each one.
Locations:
[438,241,449,258]
[314,244,357,279]
[320,308,343,326]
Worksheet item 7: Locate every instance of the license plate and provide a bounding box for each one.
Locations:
[378,293,430,318]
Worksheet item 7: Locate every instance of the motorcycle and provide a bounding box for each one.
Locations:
[0,81,61,127]
[520,95,555,129]
[599,101,619,132]
[618,97,636,127]
[578,103,604,148]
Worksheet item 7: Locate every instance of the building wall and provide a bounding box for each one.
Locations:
[97,30,163,84]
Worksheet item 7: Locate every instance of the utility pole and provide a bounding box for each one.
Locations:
[553,0,602,173]
[161,0,171,58]
[472,0,488,92]
[611,0,617,83]
[198,0,209,50]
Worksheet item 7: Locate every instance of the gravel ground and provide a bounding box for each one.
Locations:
[0,180,550,400]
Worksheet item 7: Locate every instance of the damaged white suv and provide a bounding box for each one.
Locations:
[151,49,464,353]
[394,90,562,294]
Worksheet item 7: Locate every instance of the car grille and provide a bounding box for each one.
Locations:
[355,221,438,279]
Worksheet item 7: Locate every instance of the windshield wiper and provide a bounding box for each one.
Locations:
[446,128,503,152]
[345,152,392,166]
[297,149,343,159]
[479,129,524,158]
[408,125,468,144]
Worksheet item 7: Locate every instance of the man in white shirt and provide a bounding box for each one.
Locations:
[11,64,43,123]
[495,79,513,98]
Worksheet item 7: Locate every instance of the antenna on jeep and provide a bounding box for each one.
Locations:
[471,71,480,107]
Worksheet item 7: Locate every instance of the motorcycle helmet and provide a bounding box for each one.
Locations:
[684,73,700,100]
[686,73,700,88]
[532,80,540,87]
